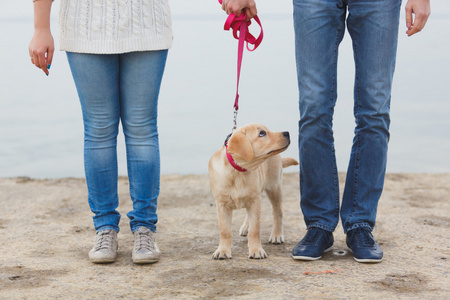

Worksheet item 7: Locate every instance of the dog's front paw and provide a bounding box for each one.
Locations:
[212,248,232,260]
[248,247,267,259]
[269,233,284,244]
[239,223,249,237]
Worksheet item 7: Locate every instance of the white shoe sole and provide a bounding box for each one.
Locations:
[132,257,160,264]
[89,257,117,263]
[348,247,383,263]
[354,257,382,263]
[292,245,333,261]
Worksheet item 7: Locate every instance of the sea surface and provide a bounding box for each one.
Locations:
[1,1,449,178]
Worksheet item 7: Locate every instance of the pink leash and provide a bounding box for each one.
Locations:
[219,1,264,172]
[218,0,263,132]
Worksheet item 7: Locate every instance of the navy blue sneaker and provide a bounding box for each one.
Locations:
[292,227,334,260]
[346,227,383,263]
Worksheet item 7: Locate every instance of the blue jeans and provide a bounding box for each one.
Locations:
[293,0,401,233]
[66,50,168,233]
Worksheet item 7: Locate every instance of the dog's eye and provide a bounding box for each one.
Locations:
[259,130,266,137]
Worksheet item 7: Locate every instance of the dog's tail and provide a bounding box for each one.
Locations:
[282,157,299,168]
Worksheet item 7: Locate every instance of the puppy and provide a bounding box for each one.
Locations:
[208,123,298,259]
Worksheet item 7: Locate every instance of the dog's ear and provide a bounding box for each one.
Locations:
[227,130,254,162]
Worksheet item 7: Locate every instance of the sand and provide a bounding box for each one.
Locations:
[0,172,449,299]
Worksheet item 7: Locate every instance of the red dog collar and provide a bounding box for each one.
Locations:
[224,134,247,172]
[226,146,247,172]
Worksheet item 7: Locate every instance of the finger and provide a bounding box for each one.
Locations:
[224,2,232,15]
[38,51,49,75]
[248,5,257,19]
[407,20,423,36]
[409,21,422,36]
[405,4,413,30]
[233,8,242,18]
[46,46,54,69]
[29,48,38,66]
[244,8,253,21]
[30,54,36,65]
[226,2,241,17]
[28,48,34,64]
[407,11,429,36]
[414,11,430,32]
[245,8,258,21]
[223,2,232,15]
[33,53,41,69]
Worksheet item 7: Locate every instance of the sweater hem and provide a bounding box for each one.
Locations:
[59,36,173,54]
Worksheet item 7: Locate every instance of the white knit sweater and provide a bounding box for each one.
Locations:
[58,0,173,54]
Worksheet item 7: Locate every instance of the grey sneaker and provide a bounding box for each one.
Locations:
[132,227,160,264]
[89,229,118,263]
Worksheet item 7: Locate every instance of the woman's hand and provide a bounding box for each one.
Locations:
[29,29,54,75]
[29,0,54,75]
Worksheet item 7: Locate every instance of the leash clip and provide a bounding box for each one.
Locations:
[232,109,238,133]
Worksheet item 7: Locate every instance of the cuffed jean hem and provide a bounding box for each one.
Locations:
[344,223,373,234]
[96,226,119,234]
[130,224,157,234]
[307,223,335,233]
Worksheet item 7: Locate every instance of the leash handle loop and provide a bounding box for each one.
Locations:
[223,13,263,52]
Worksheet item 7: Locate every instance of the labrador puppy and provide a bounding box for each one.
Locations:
[208,123,298,259]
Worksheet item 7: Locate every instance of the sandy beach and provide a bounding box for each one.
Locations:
[0,172,449,299]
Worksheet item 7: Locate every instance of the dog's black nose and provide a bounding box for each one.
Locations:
[283,131,290,138]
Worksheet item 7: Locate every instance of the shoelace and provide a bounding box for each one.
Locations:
[135,231,156,252]
[354,228,375,247]
[94,230,115,251]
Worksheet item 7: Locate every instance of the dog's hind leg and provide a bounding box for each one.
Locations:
[266,185,285,244]
[212,204,233,259]
[239,213,249,236]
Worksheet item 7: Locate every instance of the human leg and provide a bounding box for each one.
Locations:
[293,0,346,232]
[66,52,121,233]
[292,0,347,260]
[119,50,168,234]
[341,0,401,234]
[342,0,401,263]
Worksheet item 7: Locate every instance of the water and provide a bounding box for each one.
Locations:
[1,1,449,178]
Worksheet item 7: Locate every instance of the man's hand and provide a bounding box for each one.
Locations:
[222,0,257,21]
[405,0,430,37]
